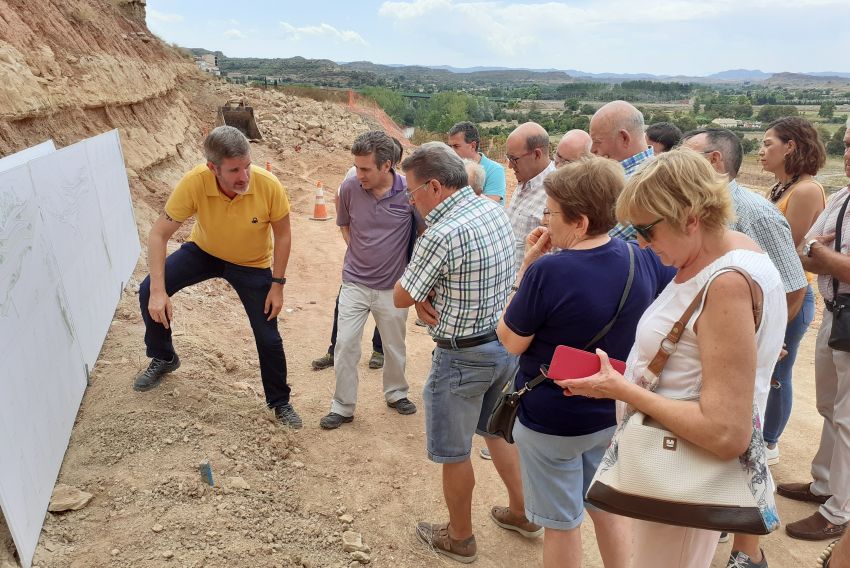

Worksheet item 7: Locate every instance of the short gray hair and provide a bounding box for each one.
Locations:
[204,126,250,165]
[402,142,468,190]
[525,133,550,152]
[351,131,396,168]
[463,159,486,195]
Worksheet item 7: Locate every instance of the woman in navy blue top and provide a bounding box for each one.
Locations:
[495,157,674,568]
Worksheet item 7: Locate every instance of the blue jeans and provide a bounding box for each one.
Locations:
[422,340,518,464]
[763,285,815,445]
[139,242,290,408]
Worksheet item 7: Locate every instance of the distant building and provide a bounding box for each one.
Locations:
[194,54,220,76]
[712,118,740,128]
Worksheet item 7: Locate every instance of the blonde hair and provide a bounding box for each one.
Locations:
[544,156,625,236]
[616,148,734,234]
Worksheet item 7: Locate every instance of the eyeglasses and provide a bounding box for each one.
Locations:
[554,151,572,166]
[507,150,534,166]
[633,218,665,242]
[405,179,431,201]
[542,207,561,225]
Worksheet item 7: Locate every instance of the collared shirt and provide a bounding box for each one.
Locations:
[337,170,415,290]
[399,187,516,339]
[165,164,290,268]
[609,147,655,241]
[728,179,807,293]
[479,153,506,203]
[505,161,556,270]
[807,185,850,301]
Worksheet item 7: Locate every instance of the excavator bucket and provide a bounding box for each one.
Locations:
[217,100,263,141]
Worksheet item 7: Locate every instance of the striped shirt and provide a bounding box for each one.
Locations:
[505,161,556,270]
[729,180,807,293]
[399,186,516,339]
[609,147,655,241]
[807,185,850,302]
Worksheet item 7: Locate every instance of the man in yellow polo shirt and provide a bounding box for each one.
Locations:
[134,125,301,428]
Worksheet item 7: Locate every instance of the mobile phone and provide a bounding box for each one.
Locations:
[546,345,626,380]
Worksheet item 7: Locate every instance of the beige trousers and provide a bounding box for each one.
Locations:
[812,310,850,525]
[631,520,719,568]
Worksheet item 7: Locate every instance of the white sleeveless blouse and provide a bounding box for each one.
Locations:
[624,249,787,422]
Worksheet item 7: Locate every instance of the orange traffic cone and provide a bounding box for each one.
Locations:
[310,181,332,221]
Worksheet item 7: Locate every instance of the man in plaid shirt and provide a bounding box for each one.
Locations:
[394,142,537,563]
[590,101,655,240]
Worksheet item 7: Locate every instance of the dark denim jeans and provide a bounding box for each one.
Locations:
[763,285,815,445]
[139,242,290,408]
[328,285,383,355]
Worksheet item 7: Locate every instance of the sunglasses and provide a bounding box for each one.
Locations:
[633,218,664,242]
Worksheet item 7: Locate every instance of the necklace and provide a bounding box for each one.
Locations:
[769,174,800,202]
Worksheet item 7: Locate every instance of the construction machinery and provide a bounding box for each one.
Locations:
[217,99,263,141]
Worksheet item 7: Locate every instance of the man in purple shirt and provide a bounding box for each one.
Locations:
[320,131,421,429]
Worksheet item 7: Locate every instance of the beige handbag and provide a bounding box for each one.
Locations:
[585,267,780,535]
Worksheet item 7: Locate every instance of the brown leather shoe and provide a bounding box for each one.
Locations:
[490,505,544,538]
[777,482,831,505]
[786,511,847,541]
[415,521,477,564]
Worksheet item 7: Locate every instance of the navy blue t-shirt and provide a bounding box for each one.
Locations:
[503,239,675,437]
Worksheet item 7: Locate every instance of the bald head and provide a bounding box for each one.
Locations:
[555,129,592,167]
[506,121,551,184]
[589,101,646,161]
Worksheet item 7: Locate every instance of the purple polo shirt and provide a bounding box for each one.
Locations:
[337,170,414,290]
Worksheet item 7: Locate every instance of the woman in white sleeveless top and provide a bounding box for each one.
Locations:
[562,149,786,568]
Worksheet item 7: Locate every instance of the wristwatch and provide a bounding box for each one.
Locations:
[271,277,287,285]
[803,239,819,257]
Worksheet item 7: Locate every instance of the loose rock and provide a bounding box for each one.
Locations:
[48,484,93,512]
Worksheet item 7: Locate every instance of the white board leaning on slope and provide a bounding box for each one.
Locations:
[0,130,140,568]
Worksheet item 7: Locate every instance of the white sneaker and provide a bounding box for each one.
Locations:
[765,444,779,466]
[479,447,492,460]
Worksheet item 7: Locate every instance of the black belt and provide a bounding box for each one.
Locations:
[434,330,498,350]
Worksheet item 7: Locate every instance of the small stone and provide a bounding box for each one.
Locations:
[227,476,250,490]
[48,484,93,512]
[164,438,173,445]
[162,550,174,559]
[350,551,370,563]
[110,549,119,556]
[338,513,354,524]
[342,531,368,553]
[291,461,304,469]
[152,524,164,533]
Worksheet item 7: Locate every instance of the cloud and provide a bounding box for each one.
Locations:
[279,22,367,45]
[147,8,183,24]
[223,29,247,40]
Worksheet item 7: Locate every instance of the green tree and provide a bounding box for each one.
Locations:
[565,98,580,111]
[827,126,847,156]
[741,137,759,154]
[672,113,697,133]
[819,101,836,119]
[757,104,798,123]
[579,103,596,115]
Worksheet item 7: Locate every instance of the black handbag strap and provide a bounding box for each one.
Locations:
[831,193,850,301]
[521,243,637,396]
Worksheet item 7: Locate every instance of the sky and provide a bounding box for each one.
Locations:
[146,0,850,77]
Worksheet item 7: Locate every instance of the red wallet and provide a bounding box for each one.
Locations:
[545,345,627,380]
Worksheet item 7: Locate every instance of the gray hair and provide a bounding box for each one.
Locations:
[401,142,468,190]
[463,159,486,195]
[204,126,250,165]
[351,130,397,168]
[682,128,744,179]
[525,133,550,152]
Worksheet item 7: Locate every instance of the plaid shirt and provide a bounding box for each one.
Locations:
[729,180,807,293]
[609,147,655,241]
[505,161,556,269]
[400,186,516,339]
[808,185,850,301]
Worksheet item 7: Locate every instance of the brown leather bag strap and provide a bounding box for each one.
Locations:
[646,267,762,379]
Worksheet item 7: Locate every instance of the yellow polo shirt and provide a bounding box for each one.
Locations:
[165,164,290,268]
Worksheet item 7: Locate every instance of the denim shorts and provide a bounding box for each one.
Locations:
[513,420,616,530]
[422,340,519,464]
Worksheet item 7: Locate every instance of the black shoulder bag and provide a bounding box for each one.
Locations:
[487,244,636,443]
[828,193,850,351]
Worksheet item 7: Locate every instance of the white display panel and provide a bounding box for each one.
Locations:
[0,140,55,174]
[84,131,141,285]
[0,131,139,568]
[29,142,118,370]
[0,163,87,568]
